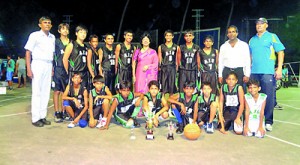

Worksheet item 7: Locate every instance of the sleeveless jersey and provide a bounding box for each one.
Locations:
[89,45,100,75]
[160,43,178,66]
[245,93,267,121]
[200,48,217,71]
[145,92,162,111]
[178,93,198,115]
[118,43,134,69]
[91,86,106,106]
[68,84,85,108]
[222,84,240,110]
[101,46,115,71]
[198,93,216,112]
[115,92,134,107]
[69,41,88,72]
[54,38,70,68]
[179,44,200,70]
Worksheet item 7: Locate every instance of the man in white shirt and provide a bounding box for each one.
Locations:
[218,25,251,87]
[24,16,55,127]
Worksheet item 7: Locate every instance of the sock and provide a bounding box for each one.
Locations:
[172,108,182,124]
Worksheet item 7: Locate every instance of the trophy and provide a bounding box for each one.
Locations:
[130,125,136,140]
[167,121,174,140]
[145,111,154,140]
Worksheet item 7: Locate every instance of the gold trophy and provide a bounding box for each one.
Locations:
[145,111,154,140]
[167,121,174,140]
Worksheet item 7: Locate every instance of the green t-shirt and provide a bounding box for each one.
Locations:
[7,59,15,72]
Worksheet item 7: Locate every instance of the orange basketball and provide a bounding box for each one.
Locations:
[184,123,201,140]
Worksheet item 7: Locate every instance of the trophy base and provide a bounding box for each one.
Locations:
[146,131,154,140]
[167,134,174,140]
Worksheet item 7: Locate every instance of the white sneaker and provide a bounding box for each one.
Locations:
[266,124,272,132]
[67,122,77,128]
[96,120,102,128]
[206,122,214,133]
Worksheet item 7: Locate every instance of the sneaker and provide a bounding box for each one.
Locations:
[206,122,214,133]
[133,118,140,127]
[54,112,63,123]
[266,124,273,132]
[176,123,184,134]
[67,122,77,128]
[274,105,283,110]
[63,111,71,121]
[96,118,107,128]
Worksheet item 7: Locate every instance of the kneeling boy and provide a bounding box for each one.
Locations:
[88,75,113,128]
[102,81,144,129]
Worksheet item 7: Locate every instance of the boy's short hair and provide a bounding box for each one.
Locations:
[89,34,99,41]
[246,79,260,87]
[119,81,131,90]
[76,25,88,33]
[226,71,238,79]
[58,23,69,31]
[124,29,133,36]
[148,80,159,89]
[93,75,105,83]
[71,72,82,78]
[164,29,174,36]
[184,29,194,36]
[201,81,212,89]
[104,33,114,39]
[203,35,214,42]
[183,81,195,88]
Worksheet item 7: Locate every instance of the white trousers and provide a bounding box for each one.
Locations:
[31,60,52,122]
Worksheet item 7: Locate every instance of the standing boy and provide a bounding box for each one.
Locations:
[199,35,219,95]
[158,29,180,95]
[177,29,201,92]
[63,25,89,90]
[98,33,117,94]
[53,23,70,122]
[115,30,136,87]
[24,16,55,127]
[87,34,100,79]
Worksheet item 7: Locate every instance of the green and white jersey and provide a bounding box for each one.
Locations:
[245,93,267,121]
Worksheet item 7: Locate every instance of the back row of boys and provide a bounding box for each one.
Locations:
[54,23,265,137]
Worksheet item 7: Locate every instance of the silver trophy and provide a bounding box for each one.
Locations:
[167,121,175,140]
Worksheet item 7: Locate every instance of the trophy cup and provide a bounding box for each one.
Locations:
[146,111,154,140]
[167,121,174,140]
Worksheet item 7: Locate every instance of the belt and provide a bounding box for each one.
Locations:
[224,67,243,71]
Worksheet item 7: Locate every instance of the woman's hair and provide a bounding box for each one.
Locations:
[140,32,152,44]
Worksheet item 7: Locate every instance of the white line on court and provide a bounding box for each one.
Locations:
[274,119,300,126]
[279,103,300,110]
[277,100,300,101]
[0,104,54,118]
[266,135,300,148]
[0,95,31,103]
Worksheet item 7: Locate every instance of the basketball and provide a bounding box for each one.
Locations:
[184,123,201,140]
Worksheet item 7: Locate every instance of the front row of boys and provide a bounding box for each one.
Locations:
[62,71,266,138]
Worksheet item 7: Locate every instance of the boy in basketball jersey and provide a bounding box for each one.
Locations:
[197,82,218,133]
[168,81,198,134]
[87,34,100,79]
[199,35,219,95]
[63,25,89,90]
[158,29,180,95]
[88,75,113,128]
[244,79,267,138]
[115,30,136,87]
[143,80,169,127]
[62,72,88,128]
[53,23,70,122]
[177,29,201,93]
[101,81,144,130]
[98,33,117,94]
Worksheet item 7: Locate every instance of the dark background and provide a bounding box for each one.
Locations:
[0,0,299,62]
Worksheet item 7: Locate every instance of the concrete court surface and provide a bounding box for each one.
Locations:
[0,84,300,165]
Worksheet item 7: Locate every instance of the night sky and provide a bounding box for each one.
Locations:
[0,0,299,56]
